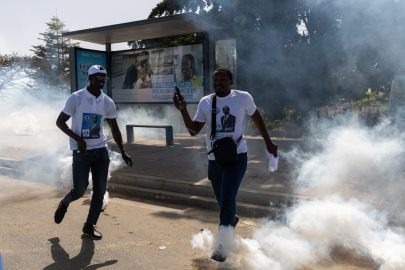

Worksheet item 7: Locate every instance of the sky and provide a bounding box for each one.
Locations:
[0,0,162,55]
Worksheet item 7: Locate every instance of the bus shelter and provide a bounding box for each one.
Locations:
[62,13,237,104]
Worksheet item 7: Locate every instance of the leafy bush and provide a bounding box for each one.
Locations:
[257,107,265,116]
[282,118,288,125]
[249,121,257,131]
[266,122,274,130]
[284,123,292,131]
[291,123,298,132]
[273,120,282,128]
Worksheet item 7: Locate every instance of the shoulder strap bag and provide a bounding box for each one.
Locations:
[207,94,242,167]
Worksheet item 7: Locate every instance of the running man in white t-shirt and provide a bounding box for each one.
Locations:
[54,65,132,240]
[173,67,278,262]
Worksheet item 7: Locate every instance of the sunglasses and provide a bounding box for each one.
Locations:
[94,76,109,82]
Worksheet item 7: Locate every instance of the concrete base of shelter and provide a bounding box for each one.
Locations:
[0,130,383,220]
[106,134,315,218]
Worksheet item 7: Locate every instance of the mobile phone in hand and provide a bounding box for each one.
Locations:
[175,86,182,102]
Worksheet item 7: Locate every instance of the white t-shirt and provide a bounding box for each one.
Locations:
[194,90,257,160]
[62,87,116,150]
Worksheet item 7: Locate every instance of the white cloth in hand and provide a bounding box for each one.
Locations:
[266,150,279,172]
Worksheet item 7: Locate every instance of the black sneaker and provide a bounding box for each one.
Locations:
[234,215,240,227]
[82,223,102,240]
[211,244,226,262]
[54,200,68,224]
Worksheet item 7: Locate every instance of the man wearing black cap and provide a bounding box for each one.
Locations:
[55,65,132,240]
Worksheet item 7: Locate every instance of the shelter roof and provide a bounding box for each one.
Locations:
[62,13,223,45]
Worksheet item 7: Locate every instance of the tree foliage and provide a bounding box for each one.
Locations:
[0,53,38,99]
[30,16,80,91]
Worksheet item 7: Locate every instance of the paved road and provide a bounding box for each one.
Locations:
[0,174,257,270]
[0,130,391,269]
[0,175,383,270]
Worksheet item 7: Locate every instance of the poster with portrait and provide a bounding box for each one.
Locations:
[389,75,405,118]
[218,106,236,133]
[110,44,204,103]
[81,113,102,139]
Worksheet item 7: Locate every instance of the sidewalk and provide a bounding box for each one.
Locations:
[108,133,382,217]
[0,130,378,218]
[107,134,314,217]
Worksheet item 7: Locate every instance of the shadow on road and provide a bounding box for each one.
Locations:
[43,236,117,270]
[191,258,219,270]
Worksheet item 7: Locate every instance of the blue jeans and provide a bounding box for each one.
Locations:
[62,147,110,225]
[208,152,248,227]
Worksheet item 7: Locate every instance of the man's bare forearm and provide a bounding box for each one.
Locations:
[111,129,126,153]
[251,110,274,148]
[257,118,273,148]
[181,108,200,136]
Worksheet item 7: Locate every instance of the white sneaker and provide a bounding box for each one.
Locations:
[211,244,226,262]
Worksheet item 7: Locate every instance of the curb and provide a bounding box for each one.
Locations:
[110,173,308,208]
[0,158,18,178]
[0,157,19,168]
[108,182,284,218]
[0,166,16,178]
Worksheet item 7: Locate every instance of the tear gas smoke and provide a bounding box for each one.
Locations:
[200,0,405,115]
[89,150,126,209]
[3,108,40,135]
[115,104,197,138]
[0,81,193,209]
[0,89,128,204]
[193,197,405,270]
[57,146,125,208]
[192,114,405,270]
[286,116,405,212]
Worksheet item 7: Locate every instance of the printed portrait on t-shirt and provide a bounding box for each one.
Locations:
[82,113,102,139]
[220,106,236,133]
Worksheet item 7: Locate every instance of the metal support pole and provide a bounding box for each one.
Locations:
[126,126,134,143]
[105,43,112,97]
[165,126,174,146]
[69,47,78,93]
[208,31,216,94]
[105,43,111,52]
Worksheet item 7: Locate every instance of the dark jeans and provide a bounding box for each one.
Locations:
[208,153,248,227]
[62,147,110,225]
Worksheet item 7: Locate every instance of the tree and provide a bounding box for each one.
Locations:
[0,53,38,99]
[127,0,212,49]
[30,16,80,91]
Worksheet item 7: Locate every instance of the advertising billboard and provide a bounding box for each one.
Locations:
[75,49,108,94]
[111,44,204,103]
[389,75,405,117]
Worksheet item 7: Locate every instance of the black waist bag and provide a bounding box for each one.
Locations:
[208,94,241,167]
[208,137,239,167]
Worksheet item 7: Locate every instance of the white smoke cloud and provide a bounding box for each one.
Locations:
[3,108,40,134]
[192,115,405,270]
[289,120,405,196]
[115,103,195,139]
[0,88,127,209]
[288,197,405,270]
[57,148,125,208]
[89,149,126,209]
